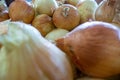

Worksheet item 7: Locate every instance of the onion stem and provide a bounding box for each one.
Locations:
[62,7,70,17]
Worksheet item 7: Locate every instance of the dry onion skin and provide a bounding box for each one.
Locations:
[9,0,35,24]
[53,4,80,31]
[94,0,116,23]
[33,0,58,16]
[76,0,98,23]
[112,0,120,25]
[0,21,73,80]
[56,21,120,78]
[45,28,69,43]
[32,14,55,37]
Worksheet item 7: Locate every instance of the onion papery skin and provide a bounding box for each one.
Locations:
[56,21,120,78]
[9,0,35,24]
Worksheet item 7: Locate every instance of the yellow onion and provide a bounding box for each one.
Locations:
[56,21,120,78]
[76,0,98,23]
[9,0,35,24]
[45,28,69,43]
[53,4,80,31]
[0,21,73,80]
[33,0,58,16]
[94,0,116,23]
[32,14,55,37]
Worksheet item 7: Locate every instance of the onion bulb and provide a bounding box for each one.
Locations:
[33,0,58,16]
[9,0,35,24]
[56,21,120,78]
[45,28,69,43]
[94,0,116,23]
[76,0,98,23]
[53,4,80,31]
[0,21,73,80]
[32,14,55,37]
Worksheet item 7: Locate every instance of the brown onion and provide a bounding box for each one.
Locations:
[9,0,35,24]
[56,21,120,78]
[32,14,55,37]
[53,4,80,31]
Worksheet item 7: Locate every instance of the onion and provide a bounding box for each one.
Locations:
[76,0,98,23]
[53,4,80,31]
[33,0,58,16]
[45,28,69,43]
[32,14,55,37]
[94,0,116,23]
[9,0,35,24]
[0,21,73,80]
[56,21,120,78]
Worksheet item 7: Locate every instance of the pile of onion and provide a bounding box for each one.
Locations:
[56,21,120,78]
